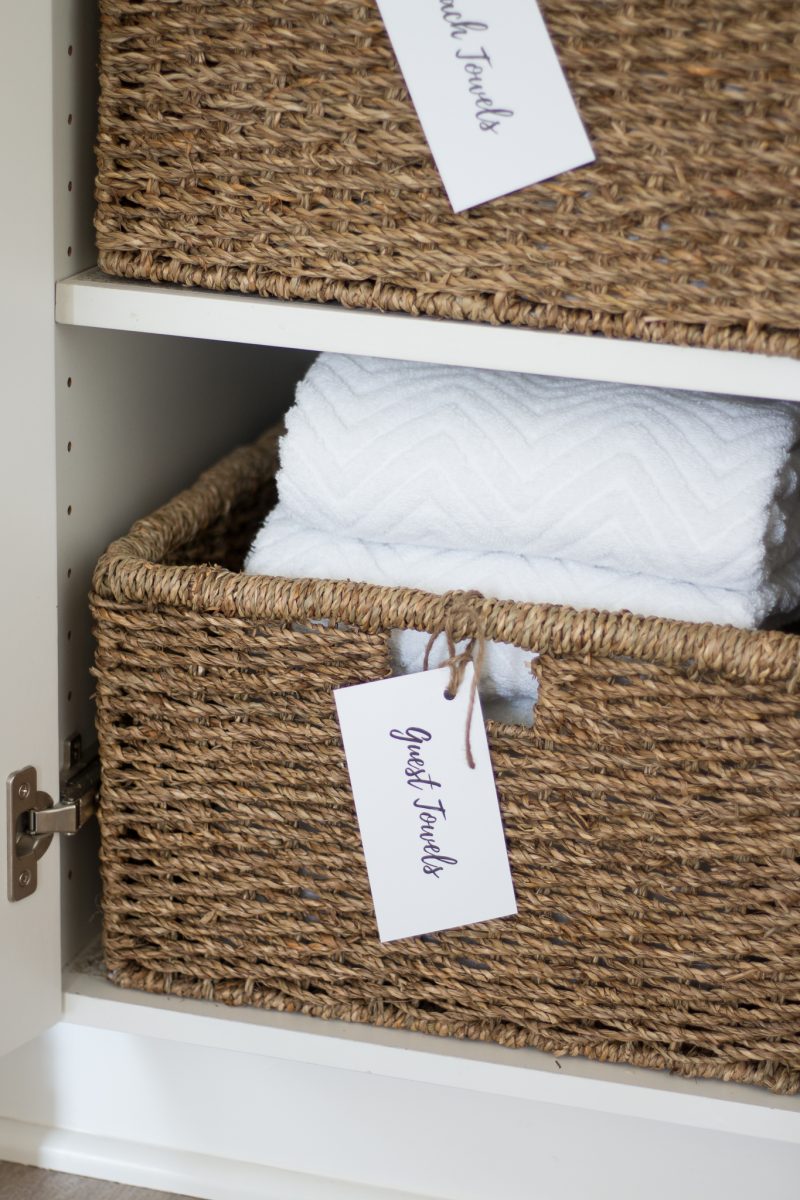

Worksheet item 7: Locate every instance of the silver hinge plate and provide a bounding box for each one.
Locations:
[6,756,99,902]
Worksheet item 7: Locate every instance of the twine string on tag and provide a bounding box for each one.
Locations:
[423,591,487,770]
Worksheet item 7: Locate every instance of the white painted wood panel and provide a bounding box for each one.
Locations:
[62,973,800,1146]
[0,0,63,1059]
[56,270,800,402]
[0,1119,408,1200]
[0,1019,798,1200]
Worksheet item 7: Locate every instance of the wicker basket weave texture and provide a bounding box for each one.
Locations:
[91,428,800,1093]
[95,0,800,357]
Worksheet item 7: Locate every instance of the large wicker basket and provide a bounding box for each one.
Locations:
[94,0,800,358]
[90,425,800,1093]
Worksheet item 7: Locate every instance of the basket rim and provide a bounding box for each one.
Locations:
[95,252,800,363]
[91,425,800,688]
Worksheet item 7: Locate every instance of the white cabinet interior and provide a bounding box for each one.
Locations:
[56,326,313,966]
[1,3,799,1198]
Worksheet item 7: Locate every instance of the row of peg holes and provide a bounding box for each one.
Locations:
[67,45,74,252]
[65,44,75,708]
[66,365,73,698]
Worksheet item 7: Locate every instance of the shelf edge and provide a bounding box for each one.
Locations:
[56,271,800,402]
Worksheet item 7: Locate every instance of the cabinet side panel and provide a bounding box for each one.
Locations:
[56,328,313,964]
[0,2,62,1053]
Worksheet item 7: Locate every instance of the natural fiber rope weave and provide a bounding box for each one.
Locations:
[91,428,800,1092]
[95,0,800,357]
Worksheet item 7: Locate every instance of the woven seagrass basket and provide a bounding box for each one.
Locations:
[94,0,800,358]
[90,425,800,1093]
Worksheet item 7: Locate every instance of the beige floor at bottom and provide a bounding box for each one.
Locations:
[0,1162,189,1199]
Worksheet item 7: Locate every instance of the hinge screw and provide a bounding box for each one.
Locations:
[18,870,31,888]
[18,781,30,800]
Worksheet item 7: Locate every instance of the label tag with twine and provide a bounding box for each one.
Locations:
[374,0,594,212]
[334,663,517,943]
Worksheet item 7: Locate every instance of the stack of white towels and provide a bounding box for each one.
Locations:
[245,354,800,723]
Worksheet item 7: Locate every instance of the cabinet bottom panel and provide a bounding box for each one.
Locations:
[0,1011,799,1200]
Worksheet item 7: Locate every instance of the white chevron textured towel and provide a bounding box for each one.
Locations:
[277,354,800,594]
[245,510,540,724]
[246,506,800,642]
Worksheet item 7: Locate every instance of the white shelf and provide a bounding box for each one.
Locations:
[56,268,800,402]
[63,968,800,1145]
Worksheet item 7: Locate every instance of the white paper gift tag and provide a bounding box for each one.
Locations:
[374,0,594,211]
[334,664,517,942]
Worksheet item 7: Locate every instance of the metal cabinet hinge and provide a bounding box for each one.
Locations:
[6,750,99,902]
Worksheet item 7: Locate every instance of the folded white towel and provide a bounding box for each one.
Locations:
[277,354,800,597]
[246,507,800,632]
[396,629,538,704]
[245,509,541,723]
